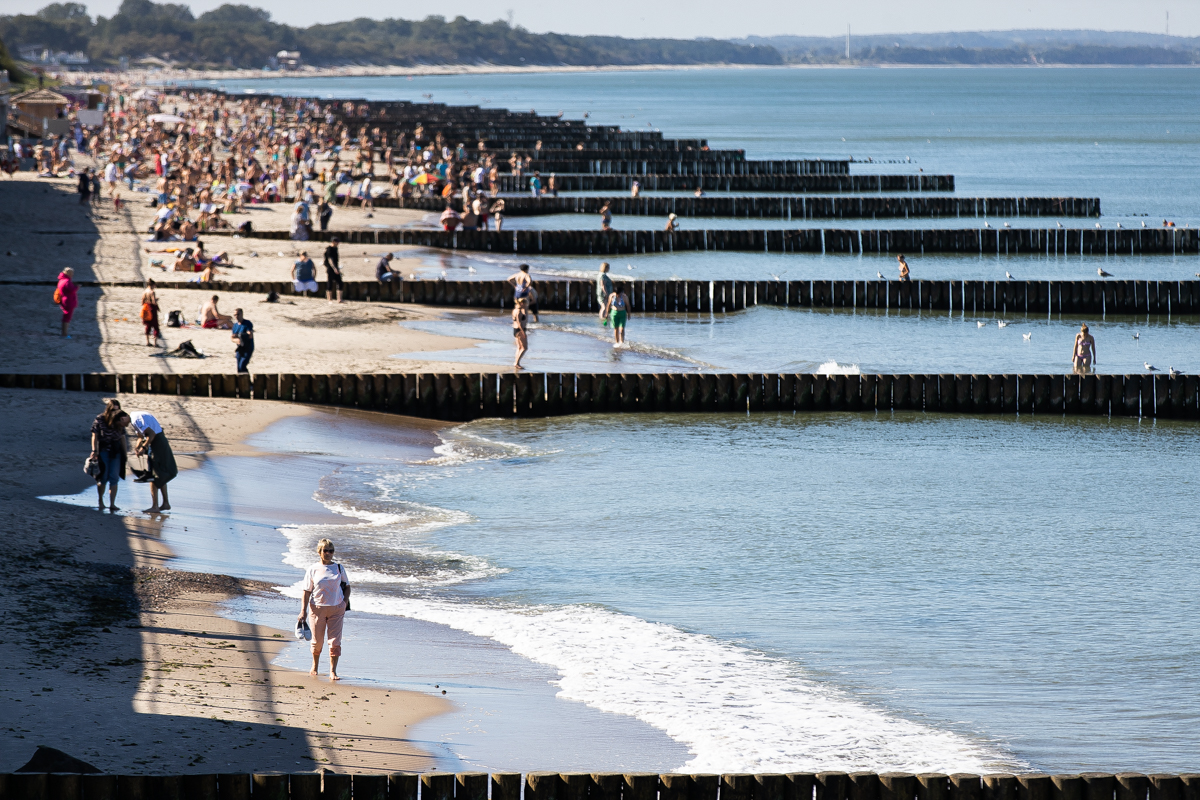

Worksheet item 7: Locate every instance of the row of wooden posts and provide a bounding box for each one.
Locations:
[393,196,1101,220]
[0,770,1198,800]
[3,372,1197,420]
[490,175,955,193]
[495,158,849,176]
[222,228,1198,257]
[123,279,1200,316]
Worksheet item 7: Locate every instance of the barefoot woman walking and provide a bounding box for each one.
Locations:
[299,538,350,681]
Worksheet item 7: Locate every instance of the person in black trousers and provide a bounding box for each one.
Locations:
[324,237,343,304]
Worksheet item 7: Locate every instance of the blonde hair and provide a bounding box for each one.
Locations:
[63,267,75,276]
[317,538,335,554]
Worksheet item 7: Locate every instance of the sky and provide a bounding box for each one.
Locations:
[1,0,1197,39]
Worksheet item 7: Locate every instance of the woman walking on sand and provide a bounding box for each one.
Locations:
[141,279,162,347]
[513,298,530,369]
[90,399,129,511]
[298,538,350,682]
[602,282,630,347]
[57,267,78,338]
[130,411,177,513]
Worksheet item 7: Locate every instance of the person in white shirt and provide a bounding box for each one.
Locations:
[298,538,350,681]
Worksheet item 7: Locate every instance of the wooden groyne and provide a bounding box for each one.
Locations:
[220,227,1197,256]
[398,196,1100,219]
[3,371,1195,420]
[0,771,1195,800]
[492,174,954,193]
[44,279,1200,315]
[499,158,848,176]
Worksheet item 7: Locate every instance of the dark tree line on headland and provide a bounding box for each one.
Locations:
[0,0,785,68]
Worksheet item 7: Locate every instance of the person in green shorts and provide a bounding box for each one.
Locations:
[602,282,630,348]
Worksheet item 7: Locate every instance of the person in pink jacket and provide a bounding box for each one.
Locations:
[57,268,78,338]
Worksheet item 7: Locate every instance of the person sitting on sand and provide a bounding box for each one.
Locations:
[173,248,198,272]
[130,410,176,514]
[298,538,350,682]
[201,295,233,329]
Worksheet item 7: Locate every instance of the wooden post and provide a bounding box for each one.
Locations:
[626,774,659,800]
[561,775,592,800]
[497,373,516,416]
[1048,374,1065,414]
[882,775,918,800]
[621,373,639,412]
[951,776,983,800]
[828,374,846,411]
[592,775,623,800]
[515,372,535,416]
[1119,375,1140,416]
[724,775,757,800]
[696,374,716,410]
[323,772,352,800]
[1081,775,1116,800]
[236,373,250,399]
[811,374,830,410]
[1064,374,1081,415]
[953,374,970,413]
[818,774,850,800]
[983,777,1019,800]
[850,774,882,800]
[1032,375,1051,413]
[1116,775,1149,800]
[9,774,50,800]
[422,774,456,800]
[81,774,119,800]
[754,775,789,800]
[289,775,321,800]
[251,775,288,800]
[216,773,251,800]
[278,374,294,402]
[491,775,523,800]
[292,373,312,402]
[791,775,819,800]
[1052,776,1085,800]
[1017,776,1053,800]
[660,775,694,800]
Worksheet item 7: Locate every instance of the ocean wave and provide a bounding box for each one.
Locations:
[351,594,1018,774]
[816,360,862,375]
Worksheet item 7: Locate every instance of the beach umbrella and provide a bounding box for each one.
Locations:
[147,113,186,124]
[409,173,437,185]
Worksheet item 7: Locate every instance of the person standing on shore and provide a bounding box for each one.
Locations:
[293,251,318,297]
[508,263,533,304]
[140,279,162,347]
[299,538,350,682]
[323,237,343,303]
[596,262,613,321]
[130,411,176,514]
[602,282,631,347]
[897,254,911,282]
[90,398,128,511]
[56,267,78,338]
[1073,324,1097,373]
[231,308,254,374]
[513,298,529,369]
[78,168,91,205]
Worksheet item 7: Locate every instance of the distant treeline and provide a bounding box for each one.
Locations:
[0,0,783,68]
[786,45,1200,65]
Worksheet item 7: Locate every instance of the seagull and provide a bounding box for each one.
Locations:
[984,222,991,228]
[1097,268,1112,277]
[1169,367,1181,376]
[977,321,986,328]
[441,270,448,278]
[467,266,477,274]
[1005,271,1014,280]
[627,264,635,270]
[1003,222,1011,228]
[1116,223,1122,228]
[1056,222,1063,228]
[1132,332,1140,340]
[1095,223,1102,229]
[1145,362,1158,372]
[998,321,1009,328]
[1023,332,1033,341]
[249,251,258,257]
[1142,221,1147,228]
[278,251,286,257]
[877,271,884,279]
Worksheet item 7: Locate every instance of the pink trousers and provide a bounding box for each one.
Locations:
[308,601,346,658]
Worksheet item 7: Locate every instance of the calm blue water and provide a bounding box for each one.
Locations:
[156,68,1200,773]
[252,410,1200,774]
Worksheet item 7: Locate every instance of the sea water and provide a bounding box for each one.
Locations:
[153,67,1200,771]
[245,410,1200,773]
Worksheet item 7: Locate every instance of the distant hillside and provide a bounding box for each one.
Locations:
[0,0,782,69]
[739,30,1200,65]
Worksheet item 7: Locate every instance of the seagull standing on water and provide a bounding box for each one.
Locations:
[998,321,1009,328]
[1023,332,1033,341]
[1132,332,1140,340]
[977,321,986,328]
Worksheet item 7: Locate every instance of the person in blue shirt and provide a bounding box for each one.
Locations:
[231,308,254,373]
[530,171,542,197]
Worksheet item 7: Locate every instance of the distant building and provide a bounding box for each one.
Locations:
[16,45,89,66]
[276,50,302,70]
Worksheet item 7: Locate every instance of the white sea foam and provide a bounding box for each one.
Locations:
[817,360,862,375]
[349,594,1019,774]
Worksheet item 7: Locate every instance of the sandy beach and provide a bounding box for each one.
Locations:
[0,159,481,771]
